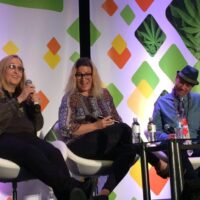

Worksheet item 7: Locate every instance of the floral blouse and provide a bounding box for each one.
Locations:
[58,88,122,139]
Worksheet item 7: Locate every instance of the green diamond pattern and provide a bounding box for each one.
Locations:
[132,61,159,89]
[166,0,200,60]
[70,52,80,63]
[120,5,135,25]
[90,21,101,46]
[135,14,166,56]
[67,18,80,42]
[159,44,187,83]
[67,18,100,46]
[192,61,200,93]
[107,83,123,107]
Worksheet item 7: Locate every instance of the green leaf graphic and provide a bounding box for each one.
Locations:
[135,15,166,56]
[166,0,200,60]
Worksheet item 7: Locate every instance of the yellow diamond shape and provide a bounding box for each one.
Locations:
[3,41,19,55]
[130,159,152,188]
[112,34,126,54]
[137,80,153,98]
[130,159,142,187]
[43,51,60,69]
[127,88,147,119]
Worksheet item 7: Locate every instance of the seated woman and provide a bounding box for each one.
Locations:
[58,57,169,200]
[0,54,89,200]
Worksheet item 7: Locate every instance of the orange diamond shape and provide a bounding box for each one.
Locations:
[135,0,154,12]
[38,90,49,111]
[47,37,61,55]
[102,0,118,16]
[107,47,131,69]
[149,166,169,195]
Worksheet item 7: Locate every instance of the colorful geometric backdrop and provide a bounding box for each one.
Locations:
[0,0,200,199]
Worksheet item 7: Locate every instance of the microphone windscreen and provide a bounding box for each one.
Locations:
[164,124,175,134]
[164,124,170,130]
[25,79,32,85]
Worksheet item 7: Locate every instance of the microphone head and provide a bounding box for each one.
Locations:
[164,124,175,134]
[25,79,32,85]
[164,124,170,129]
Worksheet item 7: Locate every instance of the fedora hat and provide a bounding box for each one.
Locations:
[177,65,199,85]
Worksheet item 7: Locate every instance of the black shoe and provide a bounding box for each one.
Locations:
[154,160,169,179]
[69,188,88,200]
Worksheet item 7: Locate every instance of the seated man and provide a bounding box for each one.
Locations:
[152,65,200,179]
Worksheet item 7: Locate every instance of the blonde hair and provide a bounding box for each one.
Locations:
[0,54,26,93]
[65,57,103,97]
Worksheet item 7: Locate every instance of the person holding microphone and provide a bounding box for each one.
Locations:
[0,54,89,200]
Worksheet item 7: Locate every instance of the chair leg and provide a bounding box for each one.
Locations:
[12,181,17,200]
[91,177,99,196]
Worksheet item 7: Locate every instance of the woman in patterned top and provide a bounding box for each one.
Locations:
[58,57,168,200]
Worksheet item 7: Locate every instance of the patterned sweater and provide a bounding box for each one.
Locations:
[58,88,122,139]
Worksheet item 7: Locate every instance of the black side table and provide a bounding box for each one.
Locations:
[140,140,185,200]
[140,139,200,200]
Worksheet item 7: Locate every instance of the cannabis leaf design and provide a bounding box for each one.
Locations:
[135,15,166,56]
[166,0,200,60]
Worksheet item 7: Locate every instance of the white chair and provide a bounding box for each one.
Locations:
[48,122,114,196]
[65,144,113,196]
[65,145,113,177]
[189,157,200,170]
[0,158,20,200]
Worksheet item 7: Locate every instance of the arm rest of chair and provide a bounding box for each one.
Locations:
[0,158,20,179]
[65,145,113,167]
[189,157,200,170]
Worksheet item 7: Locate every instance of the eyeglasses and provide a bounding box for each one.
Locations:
[7,64,24,73]
[75,73,92,79]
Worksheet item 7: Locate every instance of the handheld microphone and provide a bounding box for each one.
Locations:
[25,79,32,85]
[164,124,175,134]
[24,79,38,105]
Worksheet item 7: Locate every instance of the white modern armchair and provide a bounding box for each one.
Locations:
[0,158,20,200]
[45,122,114,197]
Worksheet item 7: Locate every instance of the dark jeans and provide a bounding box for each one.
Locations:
[0,132,81,200]
[68,122,159,191]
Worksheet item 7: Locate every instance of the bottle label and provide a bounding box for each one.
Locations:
[132,125,140,134]
[148,124,156,132]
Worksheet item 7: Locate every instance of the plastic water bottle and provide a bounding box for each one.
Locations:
[132,118,141,143]
[147,117,156,142]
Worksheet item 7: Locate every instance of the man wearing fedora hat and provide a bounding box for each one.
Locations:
[152,65,200,179]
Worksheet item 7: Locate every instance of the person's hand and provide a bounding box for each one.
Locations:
[168,134,176,140]
[31,92,41,104]
[95,116,115,129]
[17,83,36,103]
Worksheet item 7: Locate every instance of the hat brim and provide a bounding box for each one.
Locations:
[177,71,199,85]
